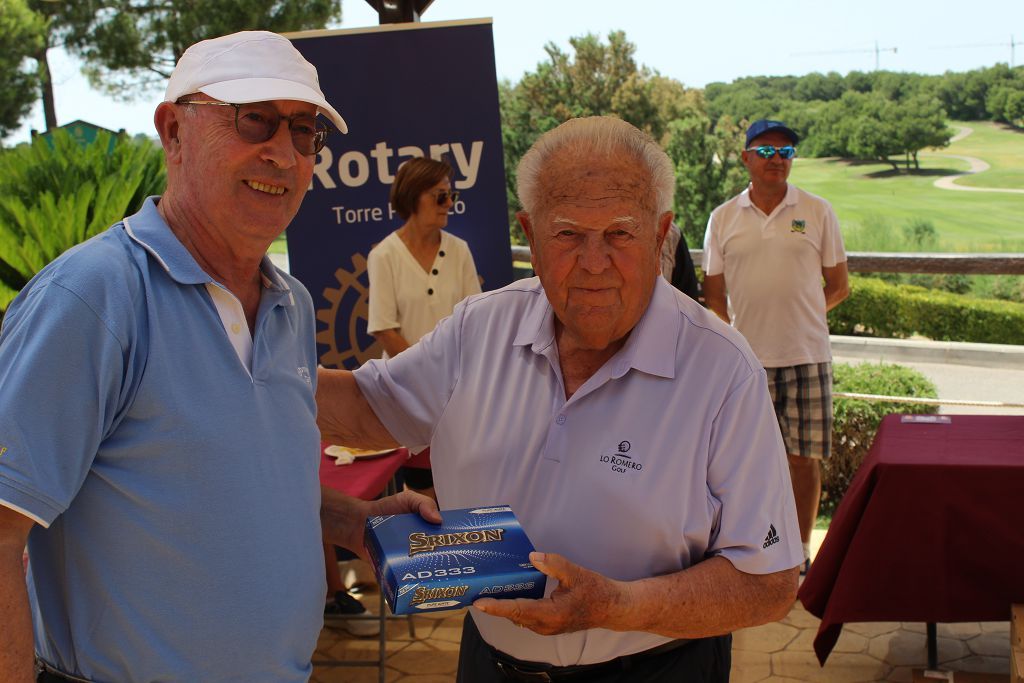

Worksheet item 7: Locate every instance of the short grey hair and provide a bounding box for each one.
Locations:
[516,116,675,216]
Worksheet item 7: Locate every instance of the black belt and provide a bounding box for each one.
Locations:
[490,638,692,682]
[36,659,92,683]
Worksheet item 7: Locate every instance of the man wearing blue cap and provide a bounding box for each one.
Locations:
[0,31,439,682]
[702,119,849,575]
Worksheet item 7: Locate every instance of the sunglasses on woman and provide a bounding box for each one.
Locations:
[434,189,460,205]
[177,100,330,155]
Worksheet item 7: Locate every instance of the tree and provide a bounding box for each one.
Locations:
[793,71,845,102]
[828,92,949,171]
[17,1,340,135]
[705,76,792,125]
[894,94,950,168]
[499,31,704,241]
[0,0,45,140]
[663,111,748,247]
[987,84,1024,126]
[26,1,101,131]
[63,1,341,98]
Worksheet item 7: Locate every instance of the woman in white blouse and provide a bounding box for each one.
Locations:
[367,156,481,358]
[366,156,481,497]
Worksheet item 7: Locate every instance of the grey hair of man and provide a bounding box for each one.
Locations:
[516,116,675,218]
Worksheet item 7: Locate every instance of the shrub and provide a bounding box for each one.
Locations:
[906,272,972,295]
[0,130,166,311]
[902,218,938,250]
[991,275,1024,303]
[822,362,939,517]
[828,275,1024,344]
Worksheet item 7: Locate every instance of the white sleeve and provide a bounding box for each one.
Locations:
[353,298,467,452]
[702,211,724,276]
[366,244,400,334]
[705,367,804,574]
[819,203,846,268]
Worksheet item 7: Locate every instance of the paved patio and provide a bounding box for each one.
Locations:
[312,602,1012,682]
[312,531,1012,682]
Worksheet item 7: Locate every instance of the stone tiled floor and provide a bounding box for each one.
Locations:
[313,532,1012,682]
[313,605,464,682]
[313,602,1011,682]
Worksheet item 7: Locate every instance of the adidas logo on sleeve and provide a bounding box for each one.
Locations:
[762,524,781,549]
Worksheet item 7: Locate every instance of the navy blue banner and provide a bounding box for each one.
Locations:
[288,20,511,368]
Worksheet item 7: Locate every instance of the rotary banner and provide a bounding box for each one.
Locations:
[288,19,512,368]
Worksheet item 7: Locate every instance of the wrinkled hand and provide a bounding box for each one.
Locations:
[473,552,627,635]
[369,490,442,525]
[321,488,441,562]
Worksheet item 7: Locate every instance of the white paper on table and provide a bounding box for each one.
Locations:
[324,445,356,466]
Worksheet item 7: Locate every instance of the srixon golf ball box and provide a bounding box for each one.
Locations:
[364,505,546,615]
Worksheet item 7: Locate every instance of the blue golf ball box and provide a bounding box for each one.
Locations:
[364,505,546,615]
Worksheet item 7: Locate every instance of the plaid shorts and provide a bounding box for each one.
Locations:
[765,362,833,460]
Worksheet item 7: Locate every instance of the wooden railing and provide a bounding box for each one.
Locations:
[510,246,1024,275]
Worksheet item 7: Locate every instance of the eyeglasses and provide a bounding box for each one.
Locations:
[434,189,460,205]
[177,100,330,155]
[746,145,797,160]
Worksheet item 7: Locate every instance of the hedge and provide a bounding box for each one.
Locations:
[827,275,1024,344]
[823,362,939,517]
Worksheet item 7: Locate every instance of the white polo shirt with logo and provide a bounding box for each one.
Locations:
[354,276,802,666]
[702,184,847,368]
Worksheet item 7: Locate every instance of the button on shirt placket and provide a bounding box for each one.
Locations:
[544,408,570,464]
[427,250,445,297]
[206,283,255,377]
[541,358,626,465]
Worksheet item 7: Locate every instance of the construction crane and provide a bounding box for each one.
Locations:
[792,40,898,71]
[932,35,1018,67]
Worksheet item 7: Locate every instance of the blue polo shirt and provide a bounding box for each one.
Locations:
[0,198,324,682]
[355,276,803,666]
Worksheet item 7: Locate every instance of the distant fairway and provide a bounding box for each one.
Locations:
[937,121,1024,190]
[788,121,1024,253]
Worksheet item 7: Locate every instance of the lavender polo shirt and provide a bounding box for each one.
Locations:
[354,277,802,666]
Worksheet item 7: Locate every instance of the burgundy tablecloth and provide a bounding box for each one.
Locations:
[318,445,408,500]
[798,414,1024,665]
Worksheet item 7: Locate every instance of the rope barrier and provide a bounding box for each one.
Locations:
[834,392,1024,409]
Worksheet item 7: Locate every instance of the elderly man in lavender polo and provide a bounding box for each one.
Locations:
[316,116,803,682]
[0,31,438,683]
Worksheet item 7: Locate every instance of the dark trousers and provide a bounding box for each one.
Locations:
[457,613,731,682]
[37,673,67,683]
[37,670,85,683]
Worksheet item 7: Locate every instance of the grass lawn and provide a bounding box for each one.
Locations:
[269,235,287,254]
[937,120,1024,190]
[789,120,1024,253]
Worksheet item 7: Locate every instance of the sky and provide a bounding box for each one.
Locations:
[5,0,1023,145]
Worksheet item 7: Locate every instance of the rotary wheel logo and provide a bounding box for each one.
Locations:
[315,253,383,368]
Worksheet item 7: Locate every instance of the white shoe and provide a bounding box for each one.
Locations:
[324,591,381,637]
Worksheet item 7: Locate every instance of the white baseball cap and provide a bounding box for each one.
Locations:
[164,30,347,133]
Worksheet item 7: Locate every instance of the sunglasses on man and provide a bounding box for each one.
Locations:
[434,189,460,205]
[177,100,330,155]
[746,145,797,160]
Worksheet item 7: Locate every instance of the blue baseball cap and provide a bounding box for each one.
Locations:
[745,119,799,147]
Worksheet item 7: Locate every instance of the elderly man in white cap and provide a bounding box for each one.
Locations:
[0,31,439,683]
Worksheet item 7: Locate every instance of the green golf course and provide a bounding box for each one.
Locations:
[789,120,1024,253]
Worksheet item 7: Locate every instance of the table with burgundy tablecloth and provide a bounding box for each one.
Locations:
[315,444,412,680]
[798,414,1024,666]
[318,445,409,500]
